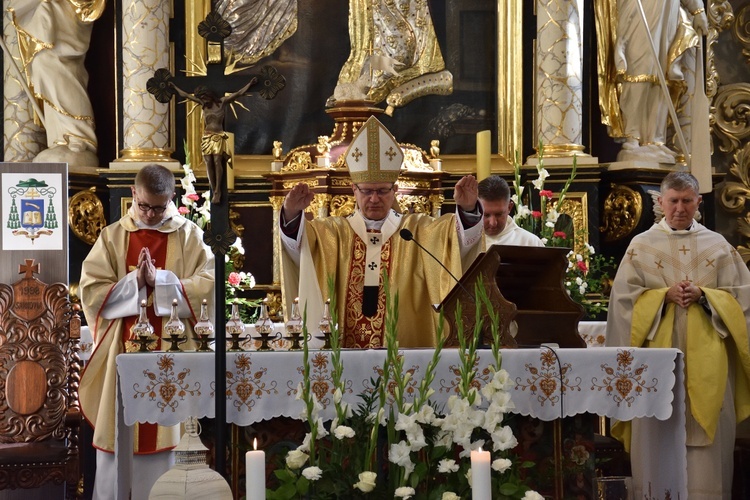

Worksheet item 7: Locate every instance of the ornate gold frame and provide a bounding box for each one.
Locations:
[553,192,589,258]
[184,0,523,177]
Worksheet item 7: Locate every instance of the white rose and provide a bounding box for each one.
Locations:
[285,449,308,470]
[395,486,416,499]
[442,493,460,500]
[438,459,459,473]
[333,425,355,440]
[301,466,322,481]
[353,471,377,493]
[523,490,545,500]
[492,458,512,473]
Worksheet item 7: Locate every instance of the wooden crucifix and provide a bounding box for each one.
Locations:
[147,10,285,480]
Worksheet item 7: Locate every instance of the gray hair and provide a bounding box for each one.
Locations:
[660,171,699,194]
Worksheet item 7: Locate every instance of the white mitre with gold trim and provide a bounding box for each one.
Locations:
[344,116,404,184]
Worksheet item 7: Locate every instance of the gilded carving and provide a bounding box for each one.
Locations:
[396,195,431,215]
[396,179,431,189]
[283,151,314,171]
[329,195,356,217]
[719,140,750,215]
[428,194,445,217]
[402,147,433,171]
[331,178,353,187]
[68,187,106,245]
[282,179,318,189]
[719,141,750,266]
[707,0,734,99]
[712,83,750,153]
[554,193,587,257]
[229,208,245,269]
[269,196,285,211]
[601,185,642,243]
[309,193,332,217]
[264,291,283,322]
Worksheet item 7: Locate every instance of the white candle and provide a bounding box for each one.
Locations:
[476,130,491,181]
[470,447,491,500]
[246,438,266,500]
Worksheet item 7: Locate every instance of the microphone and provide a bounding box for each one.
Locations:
[399,228,474,302]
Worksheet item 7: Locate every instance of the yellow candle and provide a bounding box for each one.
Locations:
[246,438,265,500]
[476,130,491,181]
[470,447,491,499]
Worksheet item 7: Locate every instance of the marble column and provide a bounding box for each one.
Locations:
[2,9,45,161]
[116,0,175,164]
[534,0,592,160]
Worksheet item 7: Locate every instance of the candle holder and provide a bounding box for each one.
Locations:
[314,298,333,349]
[133,335,156,353]
[164,299,187,352]
[192,299,214,352]
[226,301,246,352]
[253,299,277,351]
[130,299,156,352]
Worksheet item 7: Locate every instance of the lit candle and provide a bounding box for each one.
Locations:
[246,438,266,500]
[476,130,491,181]
[470,447,491,500]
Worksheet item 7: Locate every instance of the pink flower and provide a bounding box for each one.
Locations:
[539,190,553,199]
[178,206,189,215]
[531,211,542,219]
[577,261,588,272]
[553,231,567,239]
[187,193,200,201]
[228,272,241,286]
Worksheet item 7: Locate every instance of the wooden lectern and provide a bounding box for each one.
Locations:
[437,245,585,348]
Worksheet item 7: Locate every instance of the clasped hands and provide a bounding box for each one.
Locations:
[665,280,702,309]
[136,247,157,289]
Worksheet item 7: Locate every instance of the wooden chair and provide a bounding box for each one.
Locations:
[0,260,82,499]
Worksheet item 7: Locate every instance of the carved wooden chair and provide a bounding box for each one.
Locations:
[0,260,82,499]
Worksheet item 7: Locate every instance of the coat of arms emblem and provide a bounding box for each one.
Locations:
[6,178,59,242]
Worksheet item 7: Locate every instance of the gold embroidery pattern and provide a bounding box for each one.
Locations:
[438,359,489,394]
[225,354,278,412]
[514,350,581,406]
[591,349,658,407]
[343,236,391,348]
[132,355,201,412]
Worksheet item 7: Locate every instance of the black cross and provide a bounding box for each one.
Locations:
[146,10,285,479]
[368,262,377,270]
[370,236,380,245]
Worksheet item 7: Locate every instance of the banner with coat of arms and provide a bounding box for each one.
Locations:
[2,172,64,251]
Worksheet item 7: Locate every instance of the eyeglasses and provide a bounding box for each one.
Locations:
[355,184,394,197]
[137,202,168,215]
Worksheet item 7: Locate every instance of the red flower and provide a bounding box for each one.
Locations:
[539,190,554,198]
[577,261,588,272]
[187,193,200,201]
[532,211,542,219]
[553,231,567,239]
[178,206,189,215]
[228,272,241,286]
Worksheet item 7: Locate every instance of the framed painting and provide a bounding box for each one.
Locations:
[182,0,524,174]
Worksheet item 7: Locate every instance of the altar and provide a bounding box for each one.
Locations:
[115,347,686,499]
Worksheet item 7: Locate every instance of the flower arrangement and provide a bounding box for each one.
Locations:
[267,277,541,500]
[511,146,615,319]
[178,144,261,322]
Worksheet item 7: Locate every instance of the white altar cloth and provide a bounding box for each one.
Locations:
[115,347,687,499]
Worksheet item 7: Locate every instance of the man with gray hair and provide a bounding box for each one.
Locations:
[606,171,750,497]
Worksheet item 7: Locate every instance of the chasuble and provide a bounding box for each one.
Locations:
[606,219,750,496]
[281,209,481,349]
[79,207,214,454]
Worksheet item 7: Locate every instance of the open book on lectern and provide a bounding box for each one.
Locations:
[435,244,585,349]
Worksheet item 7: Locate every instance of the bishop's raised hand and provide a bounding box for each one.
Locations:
[453,175,479,212]
[283,182,315,219]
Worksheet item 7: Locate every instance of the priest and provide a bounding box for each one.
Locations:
[606,171,750,498]
[280,116,482,348]
[79,164,215,499]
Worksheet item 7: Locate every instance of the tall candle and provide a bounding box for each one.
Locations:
[246,438,266,500]
[476,130,491,181]
[470,447,491,500]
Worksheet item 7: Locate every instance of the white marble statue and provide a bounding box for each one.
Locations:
[596,0,708,164]
[10,0,104,167]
